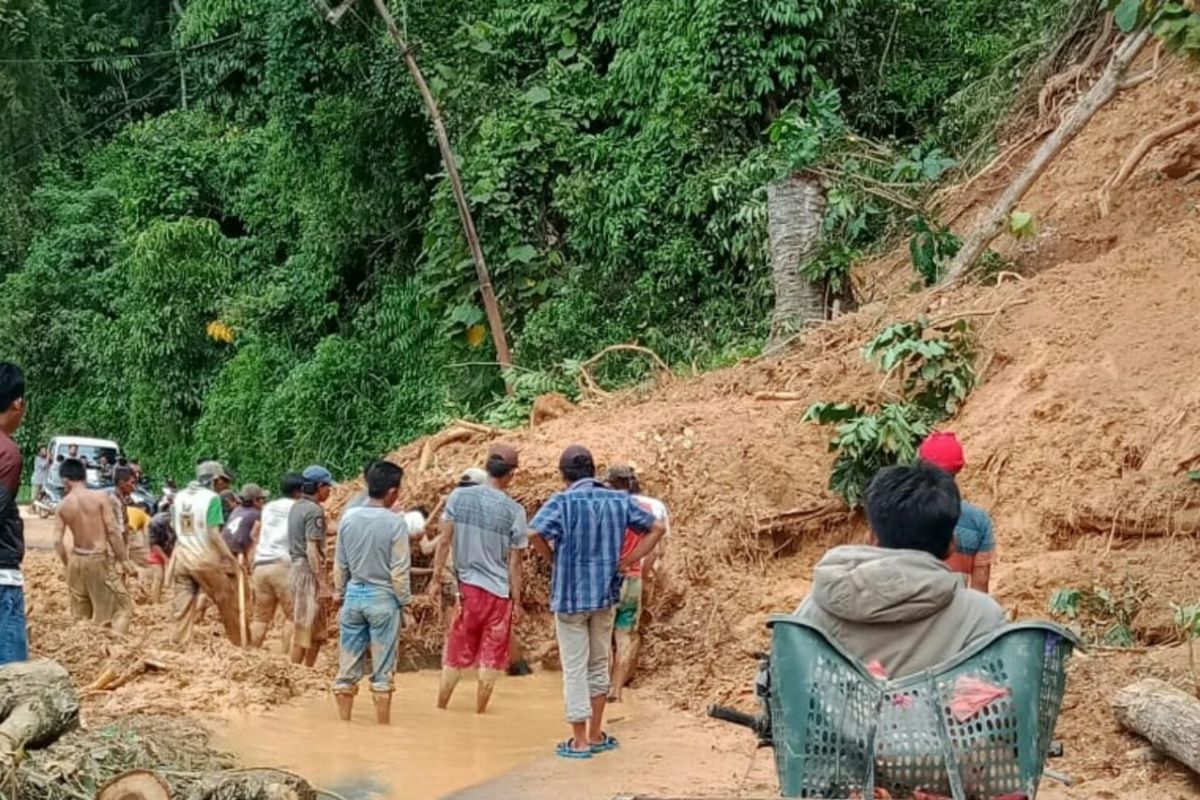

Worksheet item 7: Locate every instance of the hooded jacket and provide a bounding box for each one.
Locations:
[793,545,1005,678]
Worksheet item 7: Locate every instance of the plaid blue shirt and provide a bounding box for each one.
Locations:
[530,478,656,614]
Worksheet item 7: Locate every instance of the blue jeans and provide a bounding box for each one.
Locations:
[0,585,28,664]
[332,583,401,694]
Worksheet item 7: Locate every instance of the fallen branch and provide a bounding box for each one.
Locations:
[927,298,1032,329]
[450,418,501,436]
[1113,679,1200,775]
[576,344,671,400]
[1099,109,1200,216]
[417,428,476,472]
[753,391,805,402]
[941,24,1154,284]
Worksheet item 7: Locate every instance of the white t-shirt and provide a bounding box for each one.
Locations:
[634,494,670,532]
[255,497,295,564]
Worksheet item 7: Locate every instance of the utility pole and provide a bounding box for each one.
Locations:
[316,0,514,381]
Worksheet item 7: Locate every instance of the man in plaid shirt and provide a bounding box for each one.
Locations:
[529,445,666,759]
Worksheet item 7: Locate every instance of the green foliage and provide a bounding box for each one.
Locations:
[1048,580,1144,648]
[908,215,962,286]
[481,363,581,429]
[1189,469,1200,482]
[0,0,1083,484]
[863,317,976,415]
[1008,209,1037,239]
[1155,2,1200,56]
[806,316,976,506]
[804,402,931,508]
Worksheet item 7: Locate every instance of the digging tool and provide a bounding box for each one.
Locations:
[236,554,249,647]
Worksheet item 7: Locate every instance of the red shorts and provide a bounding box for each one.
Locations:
[443,583,512,671]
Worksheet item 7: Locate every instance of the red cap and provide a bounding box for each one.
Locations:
[918,432,965,474]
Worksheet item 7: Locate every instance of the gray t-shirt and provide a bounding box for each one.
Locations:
[442,485,528,598]
[335,506,413,602]
[287,496,326,563]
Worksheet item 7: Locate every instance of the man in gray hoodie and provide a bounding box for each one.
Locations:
[795,461,1005,678]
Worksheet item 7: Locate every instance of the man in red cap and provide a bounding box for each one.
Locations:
[917,432,995,593]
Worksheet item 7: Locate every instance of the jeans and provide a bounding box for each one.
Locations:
[332,583,402,694]
[0,585,28,665]
[554,606,616,723]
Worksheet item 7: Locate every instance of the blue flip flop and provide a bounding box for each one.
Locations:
[590,732,619,753]
[555,740,592,759]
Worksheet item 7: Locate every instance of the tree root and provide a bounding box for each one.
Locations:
[576,344,671,400]
[1099,109,1200,216]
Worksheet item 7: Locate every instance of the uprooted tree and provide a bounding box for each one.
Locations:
[942,0,1200,283]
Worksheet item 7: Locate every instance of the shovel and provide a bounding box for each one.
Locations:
[236,553,249,647]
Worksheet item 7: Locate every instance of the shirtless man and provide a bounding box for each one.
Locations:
[54,458,134,633]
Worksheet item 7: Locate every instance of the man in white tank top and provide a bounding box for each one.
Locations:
[170,461,242,646]
[248,472,303,649]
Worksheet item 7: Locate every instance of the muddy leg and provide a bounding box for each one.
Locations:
[438,668,462,709]
[477,668,500,714]
[335,692,355,721]
[372,691,393,725]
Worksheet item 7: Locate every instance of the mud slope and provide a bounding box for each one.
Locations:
[23,54,1200,798]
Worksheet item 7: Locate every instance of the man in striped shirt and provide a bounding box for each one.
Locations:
[529,445,666,760]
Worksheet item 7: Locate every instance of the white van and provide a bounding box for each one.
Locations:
[48,436,122,486]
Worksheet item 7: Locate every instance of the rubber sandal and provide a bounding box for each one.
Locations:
[555,740,592,759]
[590,732,619,753]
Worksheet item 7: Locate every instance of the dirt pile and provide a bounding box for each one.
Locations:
[16,52,1200,800]
[322,57,1200,796]
[24,554,329,719]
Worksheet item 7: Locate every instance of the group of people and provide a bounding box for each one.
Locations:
[2,356,1010,764]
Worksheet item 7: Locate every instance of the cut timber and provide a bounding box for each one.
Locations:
[0,660,80,786]
[941,24,1153,284]
[753,391,805,401]
[97,770,171,800]
[1112,678,1200,775]
[185,768,317,800]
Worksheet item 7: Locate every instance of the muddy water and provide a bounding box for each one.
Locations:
[215,671,568,800]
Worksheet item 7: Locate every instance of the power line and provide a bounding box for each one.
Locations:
[0,32,240,65]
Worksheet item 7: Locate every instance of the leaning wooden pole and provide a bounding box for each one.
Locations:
[368,0,514,376]
[940,22,1153,285]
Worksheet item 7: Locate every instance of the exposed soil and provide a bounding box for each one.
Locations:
[17,54,1200,800]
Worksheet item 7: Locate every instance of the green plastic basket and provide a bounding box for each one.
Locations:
[766,617,1079,799]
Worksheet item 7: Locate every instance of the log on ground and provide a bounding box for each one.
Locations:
[185,768,317,800]
[1112,678,1200,775]
[0,660,80,783]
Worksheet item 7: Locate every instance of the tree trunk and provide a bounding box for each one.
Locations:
[1112,678,1200,775]
[369,0,514,382]
[940,24,1153,284]
[0,660,80,791]
[765,175,826,355]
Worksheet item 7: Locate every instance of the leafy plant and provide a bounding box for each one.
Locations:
[806,317,976,506]
[890,145,957,182]
[1008,210,1037,240]
[908,216,962,286]
[863,318,977,415]
[1048,580,1144,648]
[804,402,931,508]
[480,363,582,429]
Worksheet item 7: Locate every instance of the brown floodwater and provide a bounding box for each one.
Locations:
[215,670,570,800]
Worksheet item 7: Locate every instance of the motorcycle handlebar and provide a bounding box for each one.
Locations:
[707,704,760,731]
